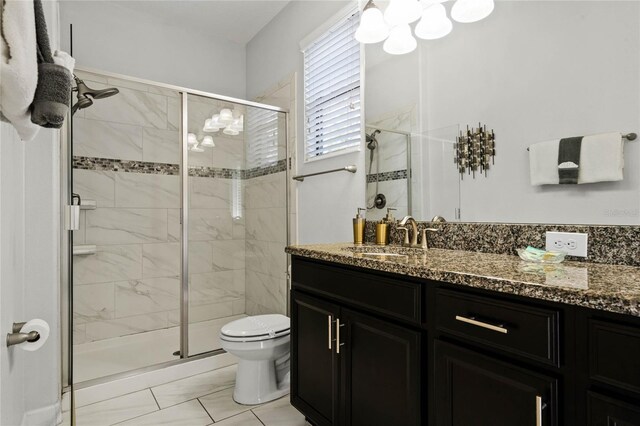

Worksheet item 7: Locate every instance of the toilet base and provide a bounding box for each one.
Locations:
[233,358,290,405]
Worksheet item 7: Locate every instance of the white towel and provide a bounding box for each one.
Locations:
[0,0,40,141]
[53,50,75,74]
[578,132,624,184]
[529,133,625,185]
[529,139,560,185]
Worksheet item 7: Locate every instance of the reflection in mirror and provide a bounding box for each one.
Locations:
[365,126,412,220]
[364,0,640,225]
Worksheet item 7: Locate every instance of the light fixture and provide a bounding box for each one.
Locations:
[383,24,417,55]
[384,0,422,26]
[451,0,494,23]
[415,3,452,40]
[219,108,234,125]
[191,144,204,153]
[355,0,389,44]
[187,133,198,146]
[223,126,240,136]
[200,135,215,147]
[355,0,495,55]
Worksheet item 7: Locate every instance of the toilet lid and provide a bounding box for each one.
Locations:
[220,314,290,341]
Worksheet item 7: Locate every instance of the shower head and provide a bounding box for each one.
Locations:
[366,129,381,150]
[72,76,119,115]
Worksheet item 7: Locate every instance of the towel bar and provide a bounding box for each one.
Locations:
[527,132,637,151]
[292,165,357,182]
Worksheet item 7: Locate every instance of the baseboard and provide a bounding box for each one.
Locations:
[21,401,61,426]
[74,352,237,407]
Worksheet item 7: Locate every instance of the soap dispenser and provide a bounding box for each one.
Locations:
[353,208,366,246]
[376,208,396,245]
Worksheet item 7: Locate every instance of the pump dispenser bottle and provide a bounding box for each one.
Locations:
[353,208,366,245]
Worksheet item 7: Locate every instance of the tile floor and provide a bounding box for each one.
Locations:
[73,364,308,426]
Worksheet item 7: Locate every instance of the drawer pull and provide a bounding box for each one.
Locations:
[328,315,332,350]
[536,395,543,426]
[455,315,508,334]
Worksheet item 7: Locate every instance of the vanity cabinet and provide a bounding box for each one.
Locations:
[290,256,640,426]
[290,258,422,426]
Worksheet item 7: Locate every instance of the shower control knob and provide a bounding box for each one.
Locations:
[374,194,386,209]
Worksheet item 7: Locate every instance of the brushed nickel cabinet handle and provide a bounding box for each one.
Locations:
[336,318,345,354]
[455,315,508,334]
[536,395,543,426]
[328,315,332,350]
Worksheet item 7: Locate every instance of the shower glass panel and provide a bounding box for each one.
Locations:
[186,94,289,356]
[71,70,182,383]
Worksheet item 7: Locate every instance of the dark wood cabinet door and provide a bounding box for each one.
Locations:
[340,308,421,426]
[291,291,340,426]
[588,392,640,426]
[434,340,558,426]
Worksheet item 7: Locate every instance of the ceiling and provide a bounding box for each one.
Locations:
[114,1,291,45]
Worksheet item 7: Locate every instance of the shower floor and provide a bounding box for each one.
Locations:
[74,315,246,384]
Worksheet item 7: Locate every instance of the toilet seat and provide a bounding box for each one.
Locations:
[220,314,290,343]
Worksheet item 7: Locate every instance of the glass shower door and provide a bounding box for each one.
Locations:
[185,94,289,356]
[71,70,183,383]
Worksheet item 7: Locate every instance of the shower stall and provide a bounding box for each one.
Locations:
[62,68,290,386]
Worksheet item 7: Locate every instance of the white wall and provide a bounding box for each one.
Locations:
[247,0,366,244]
[0,2,61,424]
[59,1,247,98]
[419,1,640,224]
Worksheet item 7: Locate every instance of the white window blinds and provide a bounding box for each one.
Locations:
[246,107,280,169]
[304,10,361,162]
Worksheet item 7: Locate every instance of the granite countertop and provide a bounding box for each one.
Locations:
[286,243,640,317]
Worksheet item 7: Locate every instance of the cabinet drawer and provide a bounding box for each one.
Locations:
[589,319,640,394]
[436,288,559,366]
[291,257,422,324]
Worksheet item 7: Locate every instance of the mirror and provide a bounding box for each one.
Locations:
[364,0,640,225]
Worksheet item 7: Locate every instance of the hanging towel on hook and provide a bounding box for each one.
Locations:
[0,0,40,141]
[30,0,72,128]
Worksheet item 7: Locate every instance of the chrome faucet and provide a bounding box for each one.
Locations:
[399,216,419,247]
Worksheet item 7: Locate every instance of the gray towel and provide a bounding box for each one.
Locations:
[558,136,583,184]
[30,0,71,128]
[31,62,72,128]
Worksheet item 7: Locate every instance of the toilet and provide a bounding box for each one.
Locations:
[220,314,291,405]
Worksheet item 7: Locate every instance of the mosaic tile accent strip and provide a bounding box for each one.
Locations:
[73,156,180,175]
[73,157,286,179]
[188,166,244,179]
[366,169,408,183]
[245,159,287,179]
[363,221,640,267]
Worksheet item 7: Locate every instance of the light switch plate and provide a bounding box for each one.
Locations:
[545,231,588,257]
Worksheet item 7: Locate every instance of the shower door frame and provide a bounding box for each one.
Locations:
[61,67,291,390]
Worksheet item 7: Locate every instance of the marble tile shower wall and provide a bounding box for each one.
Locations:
[72,73,248,344]
[73,72,184,344]
[247,75,296,316]
[187,98,247,326]
[72,71,292,344]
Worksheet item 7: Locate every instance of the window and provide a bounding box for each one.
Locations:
[303,9,361,162]
[246,107,280,169]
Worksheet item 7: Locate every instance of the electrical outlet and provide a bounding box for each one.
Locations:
[545,232,588,257]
